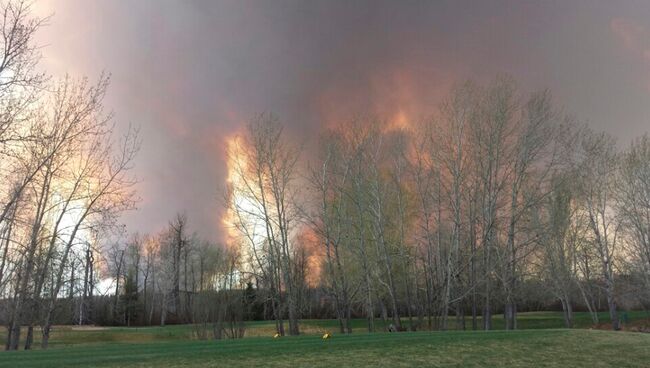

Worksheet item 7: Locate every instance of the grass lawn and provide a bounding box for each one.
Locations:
[3,311,647,348]
[1,312,649,367]
[1,329,649,367]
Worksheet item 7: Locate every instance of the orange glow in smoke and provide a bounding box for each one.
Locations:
[222,134,253,249]
[295,227,323,288]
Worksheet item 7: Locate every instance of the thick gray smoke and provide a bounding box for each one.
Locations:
[34,0,650,241]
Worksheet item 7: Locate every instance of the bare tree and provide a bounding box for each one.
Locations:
[617,135,650,301]
[306,131,355,333]
[0,0,46,148]
[227,114,302,335]
[575,130,621,330]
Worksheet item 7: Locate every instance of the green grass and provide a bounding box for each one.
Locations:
[1,329,649,367]
[0,312,650,348]
[1,312,649,367]
[4,311,648,348]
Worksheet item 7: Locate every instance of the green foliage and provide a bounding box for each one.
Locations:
[243,282,264,320]
[120,269,141,326]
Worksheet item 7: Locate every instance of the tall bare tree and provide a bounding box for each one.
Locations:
[227,114,302,335]
[575,130,621,330]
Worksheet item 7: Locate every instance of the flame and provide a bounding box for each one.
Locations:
[222,134,252,248]
[383,109,412,132]
[295,227,323,288]
[315,65,455,131]
[219,65,456,284]
[223,133,325,286]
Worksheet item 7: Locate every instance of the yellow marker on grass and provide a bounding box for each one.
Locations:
[322,332,331,339]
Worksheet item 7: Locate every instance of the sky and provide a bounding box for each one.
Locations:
[32,0,650,242]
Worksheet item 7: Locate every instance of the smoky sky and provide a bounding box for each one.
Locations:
[33,0,650,242]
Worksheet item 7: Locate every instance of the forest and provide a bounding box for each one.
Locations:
[1,0,650,355]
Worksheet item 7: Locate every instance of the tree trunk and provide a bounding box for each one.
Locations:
[605,281,620,330]
[160,293,167,326]
[560,297,573,328]
[24,326,33,350]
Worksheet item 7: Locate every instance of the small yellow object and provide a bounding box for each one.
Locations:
[322,332,331,339]
[273,333,280,338]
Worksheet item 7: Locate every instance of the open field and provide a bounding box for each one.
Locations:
[2,311,648,348]
[1,312,650,367]
[1,329,649,368]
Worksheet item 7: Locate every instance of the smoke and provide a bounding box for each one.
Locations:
[32,0,650,242]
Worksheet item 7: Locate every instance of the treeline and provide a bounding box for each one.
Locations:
[226,79,650,336]
[98,213,315,339]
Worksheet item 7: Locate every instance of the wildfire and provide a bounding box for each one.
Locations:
[222,134,257,249]
[220,106,413,285]
[295,227,323,288]
[222,133,325,286]
[384,109,412,132]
